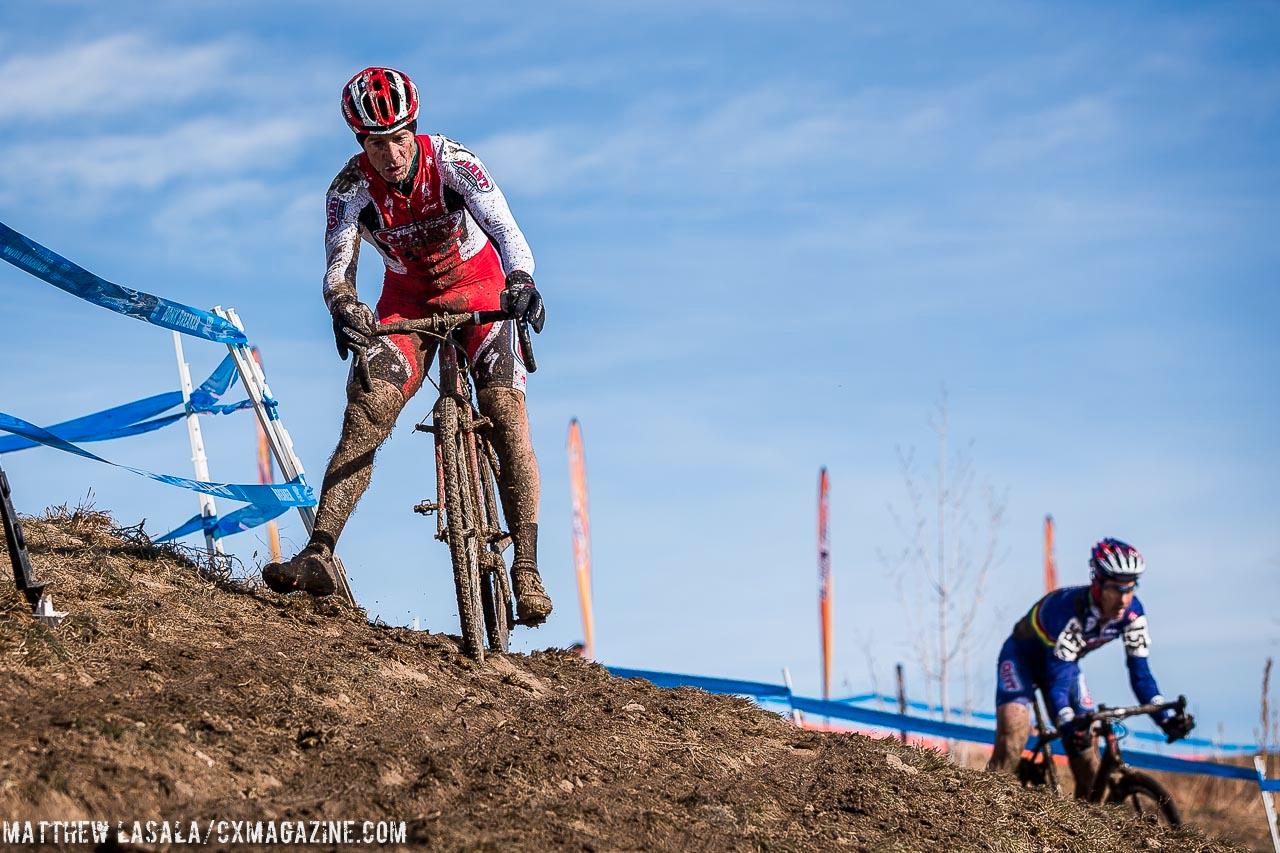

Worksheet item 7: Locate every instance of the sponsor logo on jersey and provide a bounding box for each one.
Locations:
[999,660,1022,692]
[1075,674,1095,709]
[452,159,493,192]
[373,216,463,253]
[326,197,342,231]
[1055,618,1086,662]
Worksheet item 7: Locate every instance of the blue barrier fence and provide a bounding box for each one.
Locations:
[607,666,1271,787]
[0,413,313,508]
[0,221,246,345]
[833,691,1253,753]
[0,222,315,537]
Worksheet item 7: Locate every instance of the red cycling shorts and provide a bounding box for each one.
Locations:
[357,244,528,398]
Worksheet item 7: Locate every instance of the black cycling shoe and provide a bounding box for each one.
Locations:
[511,565,553,626]
[262,545,338,597]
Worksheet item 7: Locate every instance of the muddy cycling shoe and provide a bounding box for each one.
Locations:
[262,545,338,597]
[511,565,553,626]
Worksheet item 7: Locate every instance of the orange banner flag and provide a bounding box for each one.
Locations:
[251,347,281,563]
[567,419,595,659]
[818,467,832,701]
[1044,514,1057,593]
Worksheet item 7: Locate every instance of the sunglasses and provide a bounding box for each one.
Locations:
[1101,580,1138,594]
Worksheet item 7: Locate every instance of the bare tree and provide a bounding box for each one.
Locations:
[882,390,1006,726]
[1261,658,1276,778]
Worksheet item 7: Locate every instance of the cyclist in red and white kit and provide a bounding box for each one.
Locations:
[263,67,552,625]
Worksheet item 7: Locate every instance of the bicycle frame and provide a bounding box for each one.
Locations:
[364,312,519,659]
[1019,693,1187,824]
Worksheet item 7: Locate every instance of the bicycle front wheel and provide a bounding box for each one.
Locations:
[436,396,485,661]
[480,549,511,653]
[474,438,512,653]
[1106,771,1182,826]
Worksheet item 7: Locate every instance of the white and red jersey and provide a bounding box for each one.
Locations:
[322,134,534,311]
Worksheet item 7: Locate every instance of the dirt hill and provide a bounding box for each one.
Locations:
[0,507,1242,852]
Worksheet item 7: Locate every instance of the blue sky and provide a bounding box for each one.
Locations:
[1,1,1276,743]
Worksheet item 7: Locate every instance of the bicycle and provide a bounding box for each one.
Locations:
[1018,692,1188,826]
[356,309,537,662]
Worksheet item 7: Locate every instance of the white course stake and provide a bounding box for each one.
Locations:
[212,307,355,605]
[1257,755,1280,853]
[173,332,224,564]
[782,667,805,727]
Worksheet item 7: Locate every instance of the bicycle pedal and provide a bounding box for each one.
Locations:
[414,502,439,515]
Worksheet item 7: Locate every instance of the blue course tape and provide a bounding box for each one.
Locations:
[156,503,290,543]
[0,356,247,455]
[0,412,314,507]
[1118,749,1259,782]
[842,691,1254,753]
[607,667,792,698]
[792,695,1001,744]
[0,392,181,454]
[0,220,247,345]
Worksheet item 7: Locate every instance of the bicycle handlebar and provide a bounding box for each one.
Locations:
[352,310,537,391]
[1079,695,1187,724]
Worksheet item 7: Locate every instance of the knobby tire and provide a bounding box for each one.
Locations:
[480,550,511,653]
[1106,771,1183,826]
[436,396,485,661]
[473,435,511,653]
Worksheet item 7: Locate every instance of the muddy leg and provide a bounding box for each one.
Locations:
[311,378,407,552]
[476,386,550,624]
[476,387,539,549]
[987,703,1032,774]
[1067,735,1099,799]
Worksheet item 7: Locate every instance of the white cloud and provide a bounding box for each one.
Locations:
[0,34,234,124]
[977,96,1119,167]
[0,117,308,194]
[471,82,975,201]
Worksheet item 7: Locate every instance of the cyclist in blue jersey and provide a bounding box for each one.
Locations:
[986,538,1195,797]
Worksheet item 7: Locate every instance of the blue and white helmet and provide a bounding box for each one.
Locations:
[1089,538,1145,583]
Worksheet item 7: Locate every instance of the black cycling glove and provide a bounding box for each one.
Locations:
[330,295,376,361]
[1061,719,1093,756]
[1158,711,1195,744]
[500,271,545,334]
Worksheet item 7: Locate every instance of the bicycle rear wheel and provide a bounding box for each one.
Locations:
[475,437,512,652]
[435,396,485,661]
[1106,772,1182,826]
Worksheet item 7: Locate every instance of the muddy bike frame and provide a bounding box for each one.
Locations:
[1019,693,1188,826]
[356,309,535,661]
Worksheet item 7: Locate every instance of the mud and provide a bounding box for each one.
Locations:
[477,385,540,541]
[0,507,1241,852]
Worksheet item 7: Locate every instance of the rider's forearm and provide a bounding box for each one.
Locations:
[323,185,364,311]
[1126,655,1162,707]
[322,236,361,311]
[1044,658,1080,724]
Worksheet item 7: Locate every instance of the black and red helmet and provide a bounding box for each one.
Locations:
[341,67,419,135]
[1089,538,1145,584]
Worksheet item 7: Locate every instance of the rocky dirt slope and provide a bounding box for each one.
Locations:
[0,507,1241,851]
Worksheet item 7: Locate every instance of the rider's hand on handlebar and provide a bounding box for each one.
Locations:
[1061,719,1093,756]
[1158,710,1195,744]
[330,295,377,361]
[501,271,545,334]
